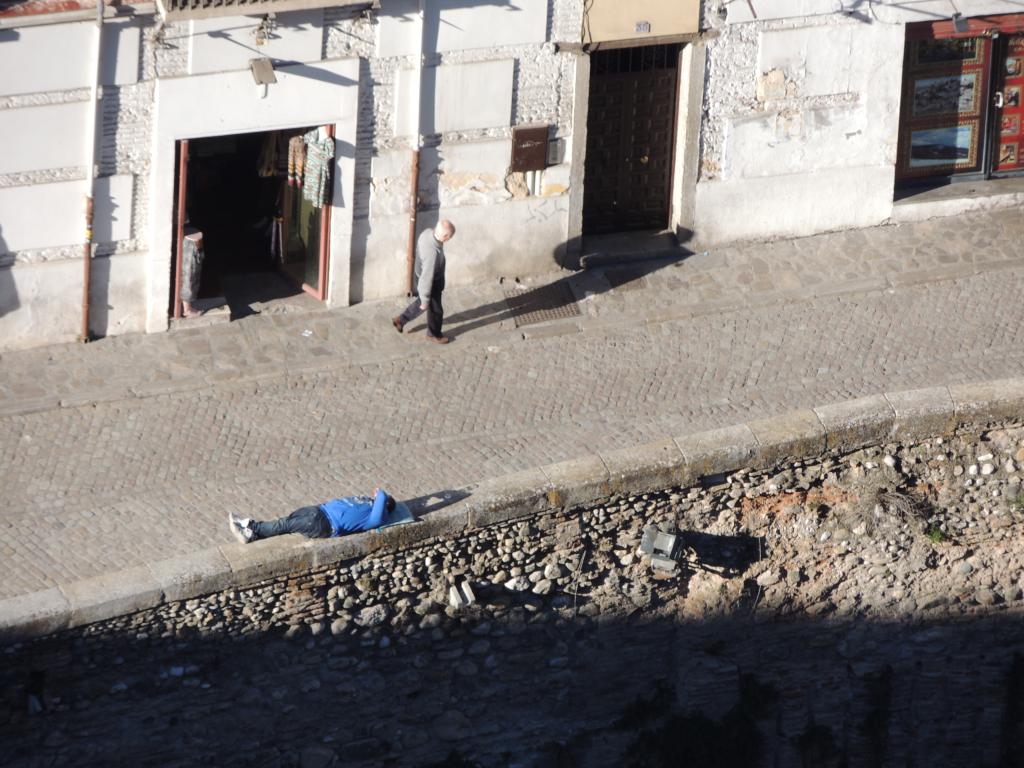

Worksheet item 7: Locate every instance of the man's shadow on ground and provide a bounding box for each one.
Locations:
[404,254,688,339]
[403,489,471,518]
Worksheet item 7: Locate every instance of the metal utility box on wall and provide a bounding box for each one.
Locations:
[583,0,699,44]
[511,125,550,172]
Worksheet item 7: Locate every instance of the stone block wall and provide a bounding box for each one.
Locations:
[4,423,1024,766]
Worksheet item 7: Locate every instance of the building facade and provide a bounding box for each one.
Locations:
[1,0,1021,350]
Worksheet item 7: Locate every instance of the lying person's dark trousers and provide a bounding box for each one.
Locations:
[251,506,331,541]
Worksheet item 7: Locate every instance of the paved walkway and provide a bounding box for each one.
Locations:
[2,209,1024,601]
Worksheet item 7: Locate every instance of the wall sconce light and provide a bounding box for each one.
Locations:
[951,12,968,33]
[250,58,277,86]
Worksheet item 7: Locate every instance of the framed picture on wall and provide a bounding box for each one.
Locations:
[1008,86,1022,107]
[1002,115,1020,135]
[1000,142,1018,165]
[1007,57,1023,76]
[911,73,978,116]
[914,38,981,66]
[908,124,976,168]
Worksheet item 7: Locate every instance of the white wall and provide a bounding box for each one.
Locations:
[149,59,360,332]
[377,0,548,57]
[694,15,905,244]
[187,11,324,75]
[0,175,132,253]
[725,0,1024,24]
[0,19,140,97]
[395,59,515,137]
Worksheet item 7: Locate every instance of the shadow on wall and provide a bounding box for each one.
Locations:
[86,253,113,340]
[3,588,1024,766]
[0,224,19,319]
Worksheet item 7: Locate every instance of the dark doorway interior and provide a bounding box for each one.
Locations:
[178,127,325,321]
[583,44,680,235]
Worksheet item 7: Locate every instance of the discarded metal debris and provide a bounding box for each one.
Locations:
[640,525,680,574]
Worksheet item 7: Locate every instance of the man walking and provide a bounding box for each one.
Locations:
[393,219,455,344]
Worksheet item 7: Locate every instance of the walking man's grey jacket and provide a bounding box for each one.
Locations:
[416,227,446,301]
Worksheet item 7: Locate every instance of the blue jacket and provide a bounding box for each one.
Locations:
[319,490,389,537]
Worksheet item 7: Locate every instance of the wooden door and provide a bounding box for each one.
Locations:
[583,45,680,235]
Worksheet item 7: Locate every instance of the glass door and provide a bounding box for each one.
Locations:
[993,35,1024,173]
[897,36,993,181]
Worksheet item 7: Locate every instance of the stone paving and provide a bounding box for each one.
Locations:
[2,209,1024,601]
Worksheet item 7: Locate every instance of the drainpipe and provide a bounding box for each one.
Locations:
[405,0,426,296]
[81,0,105,342]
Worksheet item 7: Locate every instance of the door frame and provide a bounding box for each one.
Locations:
[169,124,335,318]
[567,41,703,264]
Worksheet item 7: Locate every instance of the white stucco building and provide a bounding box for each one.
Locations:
[1,0,1022,350]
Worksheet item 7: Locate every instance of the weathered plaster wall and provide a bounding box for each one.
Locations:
[334,0,581,303]
[0,0,583,348]
[693,3,904,245]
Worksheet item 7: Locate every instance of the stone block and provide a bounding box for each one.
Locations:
[218,537,319,590]
[363,505,470,554]
[311,534,372,570]
[949,378,1024,428]
[747,409,826,469]
[60,565,164,629]
[541,454,611,510]
[147,547,235,604]
[600,438,689,495]
[0,587,70,642]
[814,395,896,453]
[466,468,552,528]
[675,424,758,479]
[886,386,955,442]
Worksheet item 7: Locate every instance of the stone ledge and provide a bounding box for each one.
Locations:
[886,387,955,442]
[59,565,164,630]
[147,547,235,604]
[675,424,758,479]
[0,587,70,641]
[541,455,611,510]
[601,438,689,496]
[747,409,826,470]
[949,379,1024,428]
[7,378,1024,642]
[815,395,896,453]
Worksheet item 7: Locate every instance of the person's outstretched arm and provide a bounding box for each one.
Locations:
[366,489,388,529]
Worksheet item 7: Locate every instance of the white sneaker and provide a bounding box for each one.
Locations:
[228,513,254,544]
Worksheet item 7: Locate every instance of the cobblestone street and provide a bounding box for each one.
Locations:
[2,208,1024,601]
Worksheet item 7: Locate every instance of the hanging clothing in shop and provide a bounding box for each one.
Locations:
[257,133,278,178]
[302,128,334,209]
[287,135,306,188]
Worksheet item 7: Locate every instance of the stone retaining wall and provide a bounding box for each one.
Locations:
[3,381,1024,766]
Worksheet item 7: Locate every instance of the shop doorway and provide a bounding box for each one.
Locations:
[170,125,334,321]
[897,17,1024,187]
[582,44,681,235]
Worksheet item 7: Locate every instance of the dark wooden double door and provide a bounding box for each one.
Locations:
[583,45,680,235]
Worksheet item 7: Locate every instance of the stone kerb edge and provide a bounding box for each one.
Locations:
[3,379,1023,643]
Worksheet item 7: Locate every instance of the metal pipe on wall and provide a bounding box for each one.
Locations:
[405,0,427,296]
[81,0,105,342]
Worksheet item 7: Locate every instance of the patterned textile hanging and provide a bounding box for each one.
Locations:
[301,129,334,209]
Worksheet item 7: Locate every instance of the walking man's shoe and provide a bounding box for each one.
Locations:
[228,512,254,544]
[426,334,450,344]
[391,316,405,333]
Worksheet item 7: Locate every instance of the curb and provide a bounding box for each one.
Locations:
[3,377,1023,642]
